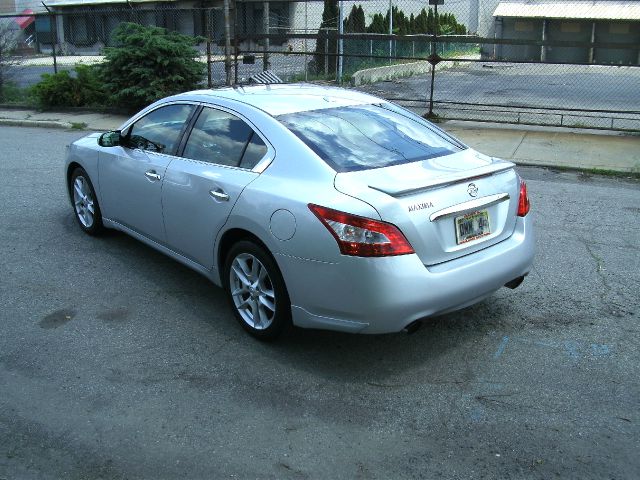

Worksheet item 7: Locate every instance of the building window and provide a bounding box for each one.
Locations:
[609,23,630,35]
[560,22,581,33]
[68,14,94,45]
[514,21,533,32]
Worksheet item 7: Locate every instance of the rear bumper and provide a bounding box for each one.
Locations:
[278,215,534,334]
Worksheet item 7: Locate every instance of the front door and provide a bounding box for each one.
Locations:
[98,104,196,243]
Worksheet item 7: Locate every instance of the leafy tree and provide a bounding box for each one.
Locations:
[0,22,18,101]
[100,22,205,112]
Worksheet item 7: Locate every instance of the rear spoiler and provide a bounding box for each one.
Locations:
[368,162,514,197]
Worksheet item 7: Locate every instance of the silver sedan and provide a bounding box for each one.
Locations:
[65,84,534,339]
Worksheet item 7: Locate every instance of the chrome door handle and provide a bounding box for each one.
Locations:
[209,189,230,202]
[145,170,161,181]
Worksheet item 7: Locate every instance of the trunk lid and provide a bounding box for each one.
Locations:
[334,149,520,266]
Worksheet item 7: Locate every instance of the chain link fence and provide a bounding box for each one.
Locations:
[1,0,639,130]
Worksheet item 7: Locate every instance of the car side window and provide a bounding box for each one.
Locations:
[183,107,264,168]
[126,104,194,155]
[239,133,268,169]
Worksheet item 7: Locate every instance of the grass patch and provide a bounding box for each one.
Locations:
[70,122,88,130]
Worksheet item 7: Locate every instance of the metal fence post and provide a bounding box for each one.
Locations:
[223,0,232,85]
[205,8,212,88]
[41,2,58,74]
[388,0,393,64]
[234,4,239,83]
[263,1,269,71]
[324,33,328,76]
[426,0,441,119]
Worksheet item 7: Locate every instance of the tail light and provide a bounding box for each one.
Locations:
[308,204,414,257]
[517,177,530,217]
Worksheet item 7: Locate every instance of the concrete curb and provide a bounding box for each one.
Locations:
[513,160,639,176]
[0,119,73,129]
[351,55,480,86]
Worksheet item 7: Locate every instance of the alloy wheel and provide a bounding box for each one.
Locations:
[73,175,95,228]
[229,253,276,330]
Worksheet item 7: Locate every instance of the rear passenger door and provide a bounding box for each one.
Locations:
[162,106,272,269]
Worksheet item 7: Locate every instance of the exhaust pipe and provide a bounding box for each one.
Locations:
[403,320,422,334]
[504,275,525,290]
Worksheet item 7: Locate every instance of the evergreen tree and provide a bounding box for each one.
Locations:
[343,5,366,33]
[415,8,428,34]
[100,23,204,112]
[427,8,435,34]
[356,6,366,32]
[313,0,339,75]
[367,13,386,33]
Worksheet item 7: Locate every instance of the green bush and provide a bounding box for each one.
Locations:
[0,82,36,106]
[32,64,105,108]
[100,22,205,113]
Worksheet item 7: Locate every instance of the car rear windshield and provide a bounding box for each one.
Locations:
[277,103,464,172]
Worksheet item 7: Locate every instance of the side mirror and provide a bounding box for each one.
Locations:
[98,130,121,147]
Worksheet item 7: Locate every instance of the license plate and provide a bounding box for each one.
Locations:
[455,210,491,244]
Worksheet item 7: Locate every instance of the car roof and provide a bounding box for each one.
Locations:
[171,84,383,116]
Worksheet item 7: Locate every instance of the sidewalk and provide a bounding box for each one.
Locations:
[1,107,638,174]
[444,121,640,174]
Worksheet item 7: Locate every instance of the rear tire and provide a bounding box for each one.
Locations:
[70,167,104,236]
[224,240,291,341]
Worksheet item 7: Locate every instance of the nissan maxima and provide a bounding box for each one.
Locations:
[65,84,534,339]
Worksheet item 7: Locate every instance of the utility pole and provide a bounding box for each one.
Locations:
[337,0,343,83]
[388,0,393,64]
[304,0,308,81]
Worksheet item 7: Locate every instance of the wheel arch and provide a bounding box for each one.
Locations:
[66,162,83,201]
[216,228,274,282]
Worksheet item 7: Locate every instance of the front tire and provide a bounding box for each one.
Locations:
[70,167,103,235]
[224,241,291,340]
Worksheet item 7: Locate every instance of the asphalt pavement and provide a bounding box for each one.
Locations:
[0,126,638,479]
[0,105,638,174]
[358,63,640,131]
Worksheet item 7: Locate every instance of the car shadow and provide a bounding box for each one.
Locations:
[69,218,518,383]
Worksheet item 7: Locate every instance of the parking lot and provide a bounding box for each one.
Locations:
[1,126,639,479]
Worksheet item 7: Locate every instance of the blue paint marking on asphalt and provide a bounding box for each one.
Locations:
[563,340,580,360]
[494,336,510,359]
[494,335,614,361]
[470,407,485,423]
[591,343,612,356]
